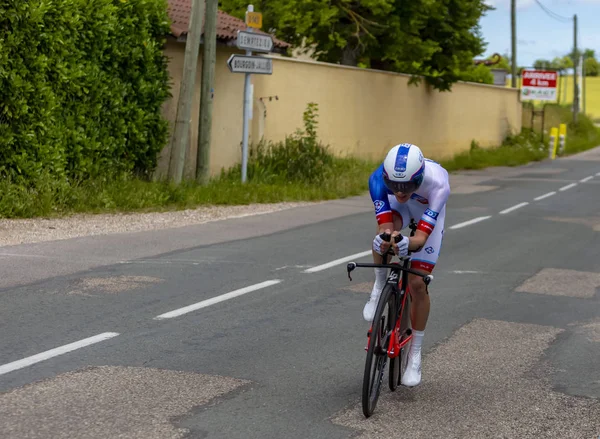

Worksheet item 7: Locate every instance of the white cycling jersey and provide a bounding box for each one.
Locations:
[368,158,451,272]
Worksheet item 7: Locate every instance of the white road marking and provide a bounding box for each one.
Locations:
[154,280,282,319]
[118,260,203,266]
[534,191,556,201]
[559,183,577,191]
[451,270,482,274]
[0,332,119,377]
[580,176,594,183]
[303,250,372,273]
[499,202,529,215]
[449,216,492,230]
[275,265,311,271]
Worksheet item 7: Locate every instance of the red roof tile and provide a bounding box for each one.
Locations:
[167,0,290,49]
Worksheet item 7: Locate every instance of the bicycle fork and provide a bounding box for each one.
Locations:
[365,289,412,357]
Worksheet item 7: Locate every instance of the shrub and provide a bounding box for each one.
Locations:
[0,0,171,185]
[224,103,335,183]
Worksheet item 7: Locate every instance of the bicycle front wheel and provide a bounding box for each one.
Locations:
[362,284,396,418]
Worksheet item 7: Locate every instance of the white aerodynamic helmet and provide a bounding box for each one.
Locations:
[382,143,425,194]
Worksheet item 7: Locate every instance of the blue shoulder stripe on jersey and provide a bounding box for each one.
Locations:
[394,144,411,173]
[368,163,392,213]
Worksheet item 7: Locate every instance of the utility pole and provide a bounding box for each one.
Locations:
[197,0,218,184]
[241,5,254,183]
[511,0,517,88]
[572,14,579,124]
[168,0,205,183]
[583,55,587,115]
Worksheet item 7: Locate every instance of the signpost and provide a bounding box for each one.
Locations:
[520,69,559,101]
[236,30,274,53]
[228,5,274,183]
[245,11,262,29]
[520,69,560,145]
[227,54,273,74]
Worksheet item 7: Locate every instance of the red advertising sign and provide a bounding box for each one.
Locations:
[521,69,558,101]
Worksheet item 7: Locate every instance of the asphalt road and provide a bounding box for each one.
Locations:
[1,148,600,438]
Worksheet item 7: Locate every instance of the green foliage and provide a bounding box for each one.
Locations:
[440,104,600,172]
[459,64,494,85]
[223,103,334,184]
[0,0,171,185]
[495,53,512,71]
[219,0,492,92]
[533,59,555,70]
[584,57,599,77]
[534,48,598,76]
[547,105,600,155]
[0,102,377,218]
[440,130,547,171]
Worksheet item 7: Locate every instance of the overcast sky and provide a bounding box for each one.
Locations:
[480,0,600,66]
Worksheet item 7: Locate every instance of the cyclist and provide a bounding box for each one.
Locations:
[365,143,450,387]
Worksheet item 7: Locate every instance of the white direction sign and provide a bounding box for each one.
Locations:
[236,30,274,53]
[227,54,273,75]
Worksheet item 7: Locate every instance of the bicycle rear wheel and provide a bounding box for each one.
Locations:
[362,284,396,418]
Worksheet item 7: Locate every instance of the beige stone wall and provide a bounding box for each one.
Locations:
[157,43,522,178]
[156,40,245,180]
[251,56,522,163]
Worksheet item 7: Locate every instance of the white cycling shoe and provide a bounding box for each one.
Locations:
[362,296,379,322]
[401,349,422,387]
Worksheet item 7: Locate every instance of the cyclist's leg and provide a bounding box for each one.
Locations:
[406,204,445,327]
[401,204,446,387]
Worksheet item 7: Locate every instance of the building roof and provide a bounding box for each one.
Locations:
[167,0,290,50]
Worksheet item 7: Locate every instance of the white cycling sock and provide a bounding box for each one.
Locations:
[410,330,424,356]
[371,268,387,298]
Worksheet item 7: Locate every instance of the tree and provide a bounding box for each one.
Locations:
[584,57,599,76]
[458,63,494,84]
[219,0,493,92]
[533,59,552,70]
[375,0,493,91]
[584,49,595,59]
[551,56,572,70]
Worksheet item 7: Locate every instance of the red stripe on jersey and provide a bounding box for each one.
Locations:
[376,211,393,225]
[417,220,434,235]
[411,260,435,273]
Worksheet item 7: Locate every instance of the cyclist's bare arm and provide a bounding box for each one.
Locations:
[405,229,428,252]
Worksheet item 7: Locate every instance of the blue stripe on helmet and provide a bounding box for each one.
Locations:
[410,162,425,182]
[394,144,411,172]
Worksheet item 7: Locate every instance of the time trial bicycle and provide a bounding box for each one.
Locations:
[346,220,434,418]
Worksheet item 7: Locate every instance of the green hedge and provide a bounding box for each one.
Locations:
[0,0,171,184]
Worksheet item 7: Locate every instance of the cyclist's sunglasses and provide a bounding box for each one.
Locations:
[383,174,420,194]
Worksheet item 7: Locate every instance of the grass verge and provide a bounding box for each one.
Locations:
[1,104,599,220]
[0,157,377,219]
[439,130,547,172]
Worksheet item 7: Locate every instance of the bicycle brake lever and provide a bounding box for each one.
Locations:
[423,274,434,285]
[347,262,356,281]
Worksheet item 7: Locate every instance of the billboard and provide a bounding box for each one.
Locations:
[521,69,558,101]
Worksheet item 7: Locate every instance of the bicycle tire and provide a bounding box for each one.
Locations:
[388,289,402,392]
[398,290,412,386]
[362,283,396,418]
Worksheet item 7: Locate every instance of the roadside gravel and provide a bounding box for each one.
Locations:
[0,202,319,248]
